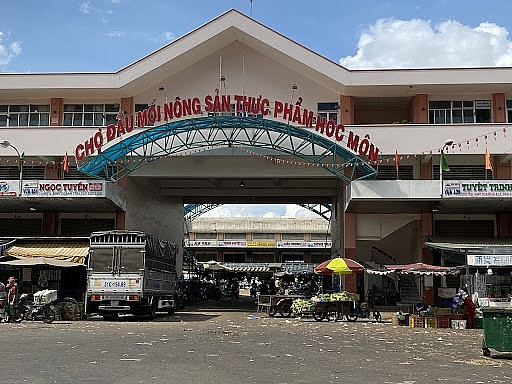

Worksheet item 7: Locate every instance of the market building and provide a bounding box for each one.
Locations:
[1,9,512,305]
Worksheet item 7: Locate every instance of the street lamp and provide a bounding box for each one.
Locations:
[439,138,454,197]
[0,140,23,196]
[158,86,168,104]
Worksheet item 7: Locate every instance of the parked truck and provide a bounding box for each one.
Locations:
[85,230,178,320]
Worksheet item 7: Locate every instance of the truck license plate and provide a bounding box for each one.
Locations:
[111,300,119,307]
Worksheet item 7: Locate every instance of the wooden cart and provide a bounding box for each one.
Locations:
[311,300,354,322]
[257,294,307,317]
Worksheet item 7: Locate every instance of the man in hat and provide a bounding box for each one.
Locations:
[4,277,18,323]
[415,297,429,314]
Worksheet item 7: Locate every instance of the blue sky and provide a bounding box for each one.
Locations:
[3,0,512,72]
[2,0,512,217]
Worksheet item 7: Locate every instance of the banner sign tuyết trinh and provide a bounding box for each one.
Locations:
[443,180,512,197]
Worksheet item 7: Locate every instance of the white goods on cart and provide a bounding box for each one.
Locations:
[33,289,58,305]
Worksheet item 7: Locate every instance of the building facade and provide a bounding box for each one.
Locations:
[1,9,512,302]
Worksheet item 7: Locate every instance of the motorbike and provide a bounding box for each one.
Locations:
[17,293,58,324]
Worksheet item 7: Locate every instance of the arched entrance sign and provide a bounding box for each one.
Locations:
[78,116,377,182]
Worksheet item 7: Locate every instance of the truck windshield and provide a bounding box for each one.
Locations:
[89,247,114,272]
[120,248,143,271]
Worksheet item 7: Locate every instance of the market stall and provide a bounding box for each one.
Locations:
[0,241,88,301]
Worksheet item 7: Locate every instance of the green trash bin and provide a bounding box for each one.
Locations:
[481,308,512,357]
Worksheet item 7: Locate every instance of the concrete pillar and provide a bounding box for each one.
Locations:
[344,212,356,260]
[492,93,506,123]
[420,212,434,305]
[412,94,428,123]
[339,95,354,125]
[42,212,59,235]
[330,180,345,257]
[50,98,63,126]
[125,177,184,277]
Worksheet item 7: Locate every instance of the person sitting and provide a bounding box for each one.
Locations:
[415,297,429,314]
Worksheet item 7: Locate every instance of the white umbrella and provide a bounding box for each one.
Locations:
[202,260,232,271]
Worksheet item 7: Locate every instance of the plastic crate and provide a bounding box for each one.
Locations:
[424,316,437,328]
[409,316,424,328]
[451,319,467,329]
[437,316,452,328]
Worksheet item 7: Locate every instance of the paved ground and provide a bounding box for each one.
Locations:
[0,296,510,384]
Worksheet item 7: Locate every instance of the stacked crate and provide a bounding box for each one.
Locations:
[437,316,451,328]
[409,316,424,328]
[424,316,437,328]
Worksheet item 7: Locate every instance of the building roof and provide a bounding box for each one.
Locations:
[2,9,512,98]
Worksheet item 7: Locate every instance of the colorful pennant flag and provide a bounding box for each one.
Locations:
[441,152,450,171]
[485,149,493,171]
[395,150,399,178]
[63,152,69,173]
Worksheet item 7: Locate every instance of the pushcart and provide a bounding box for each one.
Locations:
[311,300,353,322]
[481,307,512,357]
[257,295,307,317]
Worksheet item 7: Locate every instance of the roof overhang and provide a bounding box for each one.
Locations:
[425,236,512,255]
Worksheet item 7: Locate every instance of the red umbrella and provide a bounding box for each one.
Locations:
[314,258,365,275]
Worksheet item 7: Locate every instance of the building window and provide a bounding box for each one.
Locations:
[317,102,338,125]
[224,233,246,240]
[506,100,512,122]
[253,233,275,240]
[195,233,217,240]
[0,104,50,127]
[311,233,331,241]
[63,104,118,127]
[135,104,154,126]
[281,233,304,241]
[429,100,491,124]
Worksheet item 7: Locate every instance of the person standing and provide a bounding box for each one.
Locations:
[4,277,18,323]
[459,290,476,329]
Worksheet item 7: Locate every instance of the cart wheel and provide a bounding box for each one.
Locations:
[43,309,55,324]
[312,311,325,322]
[346,313,358,322]
[325,305,338,322]
[482,347,491,357]
[279,302,292,317]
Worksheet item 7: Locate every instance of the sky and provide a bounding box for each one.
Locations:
[2,0,512,217]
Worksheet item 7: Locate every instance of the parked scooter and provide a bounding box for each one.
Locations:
[17,293,58,324]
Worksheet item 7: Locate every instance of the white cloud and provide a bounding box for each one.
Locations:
[283,205,320,219]
[202,204,323,219]
[80,1,92,15]
[163,32,175,42]
[107,31,126,38]
[0,32,22,66]
[340,19,512,69]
